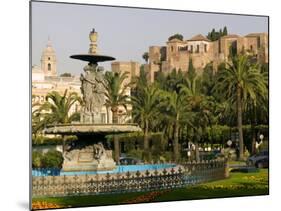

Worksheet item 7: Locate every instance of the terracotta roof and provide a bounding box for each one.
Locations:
[187,34,210,42]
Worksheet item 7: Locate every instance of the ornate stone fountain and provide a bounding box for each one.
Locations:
[44,29,142,172]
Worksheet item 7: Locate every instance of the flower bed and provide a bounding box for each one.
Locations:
[32,201,63,210]
[123,190,171,204]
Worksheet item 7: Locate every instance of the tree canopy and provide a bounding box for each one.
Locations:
[207,26,228,41]
[60,72,72,77]
[168,33,184,41]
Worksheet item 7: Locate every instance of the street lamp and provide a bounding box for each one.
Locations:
[255,134,264,150]
[259,134,264,142]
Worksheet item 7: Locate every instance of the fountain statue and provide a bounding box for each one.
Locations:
[44,29,142,172]
[80,63,105,123]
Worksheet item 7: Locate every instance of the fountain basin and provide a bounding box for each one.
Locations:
[43,123,142,135]
[32,163,177,177]
[70,54,115,63]
[42,123,143,172]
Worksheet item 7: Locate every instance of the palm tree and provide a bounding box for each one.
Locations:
[32,95,45,136]
[37,90,81,151]
[163,90,190,161]
[98,71,131,123]
[97,71,131,162]
[39,90,81,124]
[131,85,162,159]
[244,82,268,154]
[179,76,213,161]
[214,54,267,159]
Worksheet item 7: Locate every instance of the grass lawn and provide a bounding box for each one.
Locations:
[32,169,268,210]
[154,169,268,202]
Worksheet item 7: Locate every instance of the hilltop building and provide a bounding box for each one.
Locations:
[145,33,268,82]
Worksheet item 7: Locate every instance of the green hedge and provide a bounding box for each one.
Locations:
[32,150,63,168]
[32,135,77,146]
[204,124,269,144]
[106,132,168,162]
[32,151,43,168]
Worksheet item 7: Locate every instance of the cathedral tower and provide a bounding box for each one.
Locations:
[41,39,57,76]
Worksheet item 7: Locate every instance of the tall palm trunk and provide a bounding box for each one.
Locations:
[112,107,120,162]
[195,141,200,162]
[112,107,119,124]
[113,135,120,163]
[143,119,151,161]
[237,86,244,160]
[251,131,257,155]
[173,114,180,161]
[143,119,149,150]
[251,106,258,155]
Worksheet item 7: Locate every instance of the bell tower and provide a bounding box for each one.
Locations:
[41,38,57,76]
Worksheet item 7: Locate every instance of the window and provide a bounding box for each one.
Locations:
[250,45,253,51]
[171,46,174,52]
[190,45,193,53]
[48,57,50,60]
[196,45,199,53]
[48,63,51,71]
[204,44,207,53]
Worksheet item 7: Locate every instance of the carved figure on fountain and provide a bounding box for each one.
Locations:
[62,142,116,171]
[80,62,106,123]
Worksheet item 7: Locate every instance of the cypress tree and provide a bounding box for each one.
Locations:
[187,58,196,80]
[223,26,228,36]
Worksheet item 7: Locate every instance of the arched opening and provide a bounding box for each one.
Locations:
[48,63,51,71]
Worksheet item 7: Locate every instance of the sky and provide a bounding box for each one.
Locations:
[31,1,268,76]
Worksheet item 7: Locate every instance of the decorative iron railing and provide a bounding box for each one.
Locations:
[32,159,227,197]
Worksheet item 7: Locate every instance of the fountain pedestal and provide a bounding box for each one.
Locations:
[44,124,142,172]
[62,143,116,171]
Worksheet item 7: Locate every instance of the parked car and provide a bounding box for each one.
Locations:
[119,157,143,165]
[247,150,269,168]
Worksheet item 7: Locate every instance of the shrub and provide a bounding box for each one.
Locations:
[160,151,173,162]
[32,135,77,146]
[32,151,43,168]
[41,150,64,168]
[127,149,144,160]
